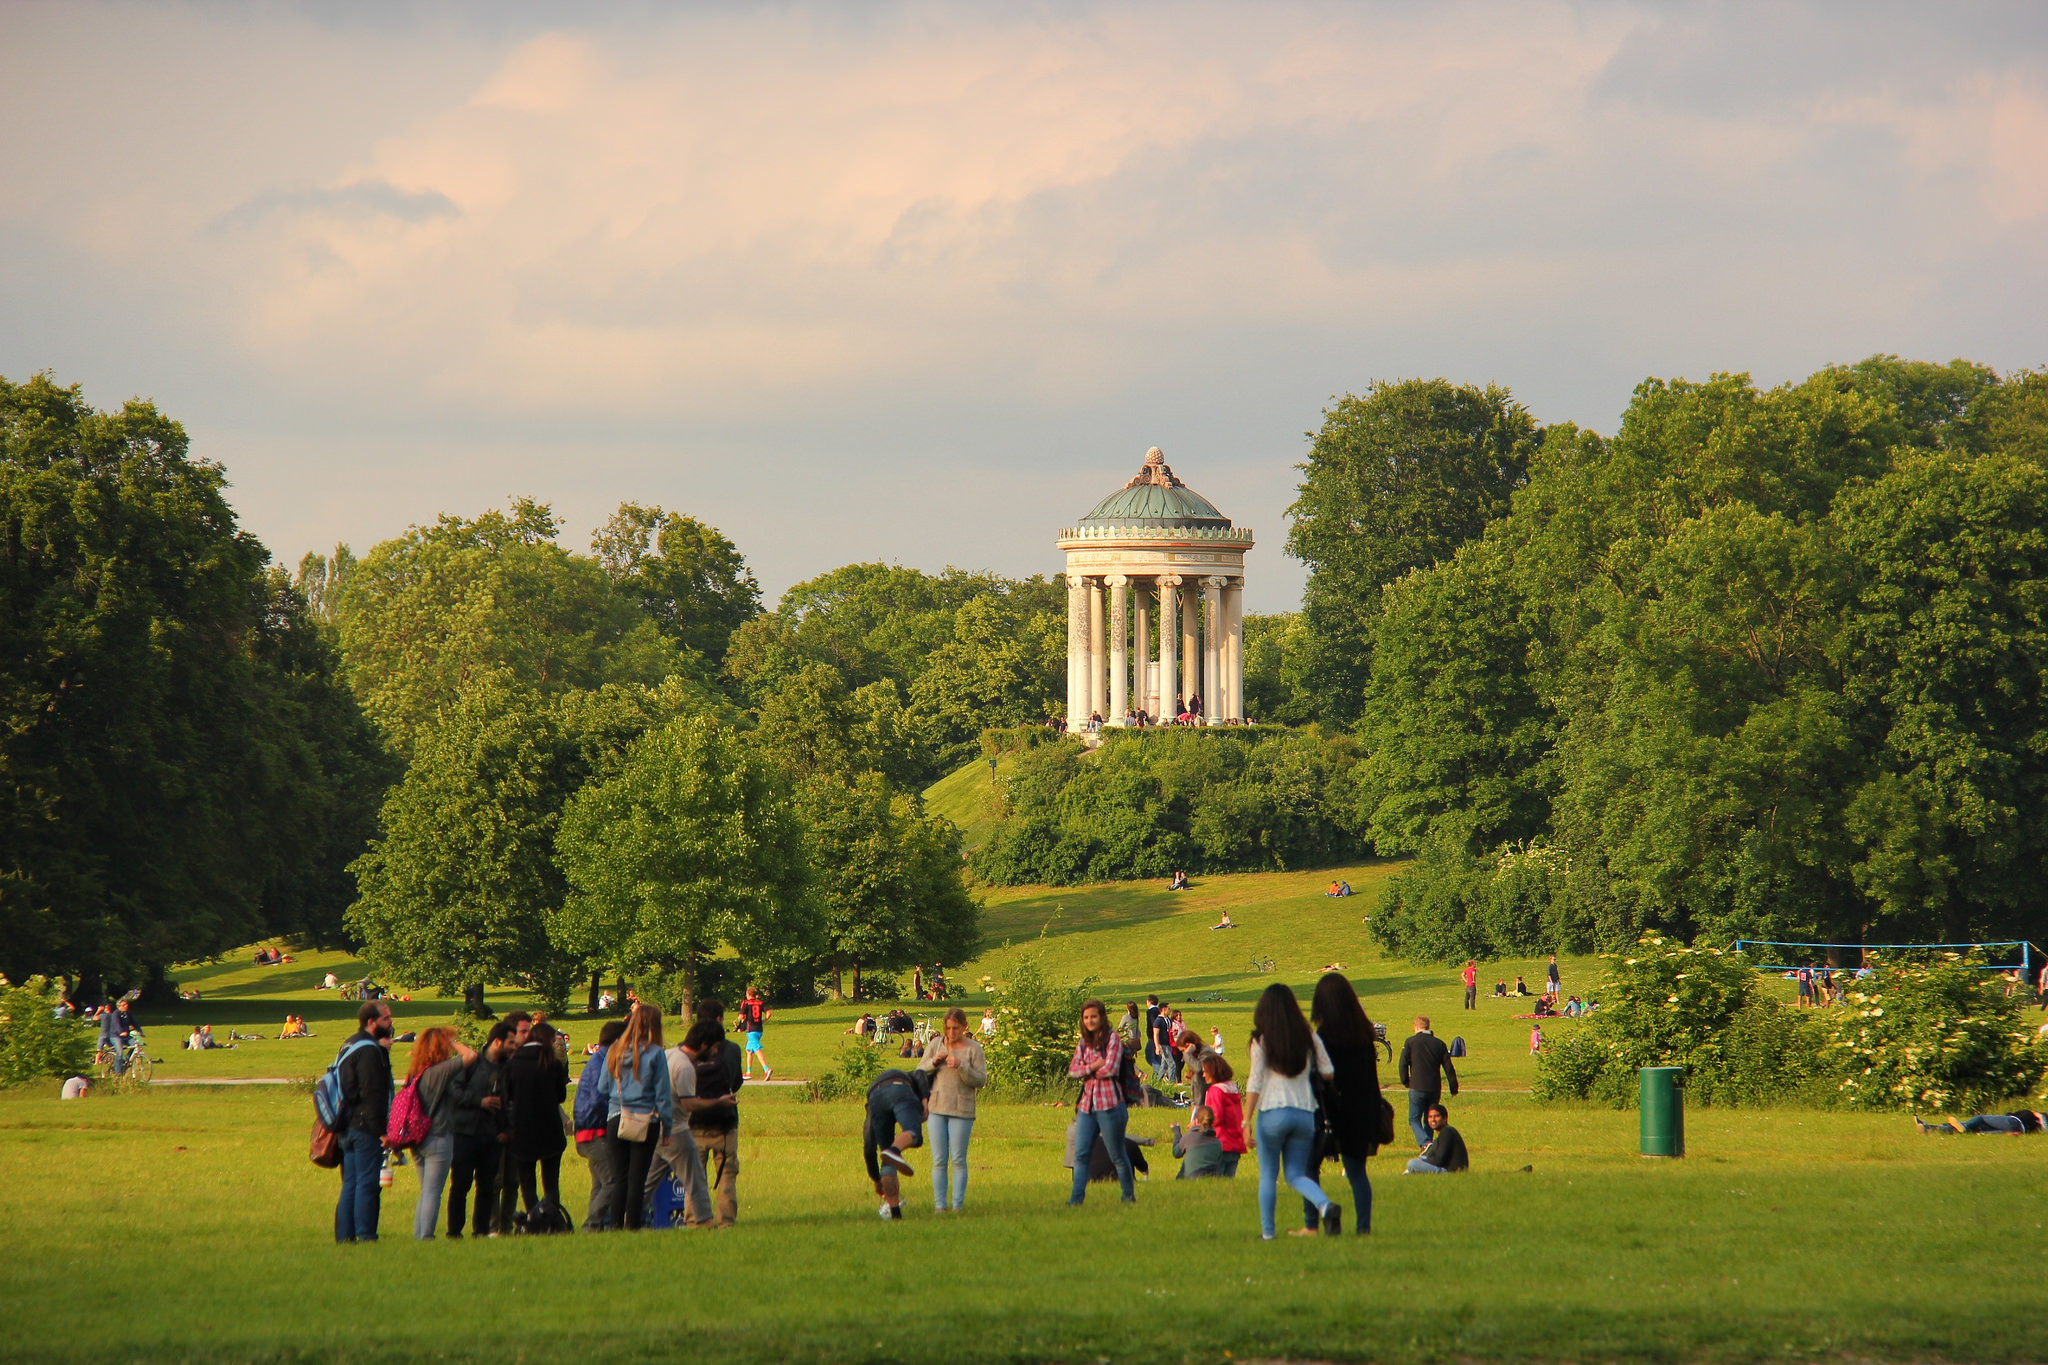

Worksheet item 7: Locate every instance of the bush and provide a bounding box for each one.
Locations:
[800,1040,885,1103]
[0,976,94,1086]
[982,953,1096,1098]
[1827,956,2048,1113]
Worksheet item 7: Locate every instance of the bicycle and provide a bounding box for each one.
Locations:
[92,1032,152,1090]
[1247,955,1276,973]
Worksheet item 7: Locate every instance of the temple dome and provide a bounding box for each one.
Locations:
[1075,448,1232,529]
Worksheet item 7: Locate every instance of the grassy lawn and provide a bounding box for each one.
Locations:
[7,864,2042,1363]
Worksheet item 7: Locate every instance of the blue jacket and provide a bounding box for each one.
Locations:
[572,1045,612,1131]
[596,1044,672,1135]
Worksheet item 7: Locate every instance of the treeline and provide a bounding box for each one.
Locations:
[1269,358,2048,960]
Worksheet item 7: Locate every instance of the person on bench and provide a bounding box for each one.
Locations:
[1404,1103,1469,1174]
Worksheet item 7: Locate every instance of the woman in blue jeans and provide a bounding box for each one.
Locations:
[400,1027,477,1239]
[917,1007,988,1211]
[1066,1000,1134,1205]
[1303,973,1380,1235]
[1244,983,1339,1238]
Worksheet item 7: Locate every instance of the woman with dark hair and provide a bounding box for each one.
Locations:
[1307,972,1381,1235]
[1245,983,1338,1238]
[1065,999,1135,1205]
[506,1019,571,1229]
[598,1004,672,1230]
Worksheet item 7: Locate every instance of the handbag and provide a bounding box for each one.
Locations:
[1376,1095,1396,1148]
[310,1117,342,1168]
[617,1108,653,1143]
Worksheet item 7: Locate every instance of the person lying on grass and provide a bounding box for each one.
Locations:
[1404,1104,1469,1175]
[1915,1112,2046,1135]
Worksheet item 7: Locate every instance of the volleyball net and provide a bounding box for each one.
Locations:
[1730,939,2039,974]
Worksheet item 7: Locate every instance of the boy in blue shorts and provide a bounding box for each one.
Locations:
[864,1068,932,1220]
[739,985,772,1081]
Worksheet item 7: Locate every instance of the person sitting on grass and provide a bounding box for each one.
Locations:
[186,1027,206,1051]
[1172,1107,1225,1178]
[1513,975,1530,997]
[1211,910,1236,930]
[1404,1104,1469,1175]
[864,1067,933,1221]
[1324,880,1352,898]
[1492,980,1508,998]
[1915,1112,2046,1135]
[1168,870,1189,891]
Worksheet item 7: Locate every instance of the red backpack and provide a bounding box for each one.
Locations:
[387,1078,431,1149]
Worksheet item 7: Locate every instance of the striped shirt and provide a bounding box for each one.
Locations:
[1068,1034,1125,1113]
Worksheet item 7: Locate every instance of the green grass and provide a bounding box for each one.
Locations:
[918,751,1017,852]
[9,865,2043,1363]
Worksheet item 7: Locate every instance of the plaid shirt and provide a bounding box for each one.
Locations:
[1069,1034,1125,1113]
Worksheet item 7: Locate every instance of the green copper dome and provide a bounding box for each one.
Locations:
[1076,448,1232,529]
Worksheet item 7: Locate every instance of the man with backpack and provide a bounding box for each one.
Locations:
[334,1001,394,1242]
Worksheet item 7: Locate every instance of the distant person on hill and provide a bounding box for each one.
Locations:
[598,1004,671,1231]
[864,1066,932,1220]
[1211,910,1236,929]
[917,1006,988,1212]
[1492,980,1507,998]
[1404,1103,1469,1174]
[738,985,773,1081]
[1915,1112,2045,1135]
[1211,1025,1226,1055]
[1324,880,1352,898]
[1546,955,1561,999]
[1513,976,1530,997]
[1066,999,1135,1206]
[981,1007,997,1038]
[1529,1023,1545,1054]
[1169,870,1189,890]
[1172,1107,1225,1179]
[1245,982,1340,1238]
[334,1000,395,1242]
[573,1020,627,1230]
[1398,1017,1458,1149]
[1200,1054,1245,1174]
[320,972,339,991]
[1307,972,1382,1235]
[1462,960,1478,1011]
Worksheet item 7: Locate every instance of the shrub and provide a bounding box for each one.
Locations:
[982,953,1096,1098]
[1369,834,1587,962]
[1827,956,2048,1113]
[800,1040,885,1103]
[0,976,94,1086]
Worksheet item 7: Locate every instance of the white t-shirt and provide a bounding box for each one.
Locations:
[1246,1034,1333,1114]
[61,1076,89,1099]
[665,1044,698,1127]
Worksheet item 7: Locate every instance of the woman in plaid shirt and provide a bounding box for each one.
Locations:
[1066,1000,1136,1205]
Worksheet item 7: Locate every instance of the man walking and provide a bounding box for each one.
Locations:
[684,1004,744,1227]
[1397,1016,1458,1150]
[335,1000,394,1242]
[738,985,773,1081]
[1461,960,1478,1011]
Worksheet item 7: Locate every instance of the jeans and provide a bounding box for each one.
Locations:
[1255,1106,1328,1238]
[578,1138,615,1230]
[930,1114,974,1209]
[1407,1157,1448,1174]
[447,1133,499,1236]
[1407,1090,1435,1148]
[643,1128,710,1227]
[605,1120,659,1230]
[413,1132,453,1240]
[335,1128,382,1243]
[1304,1150,1370,1233]
[1069,1104,1133,1204]
[1463,985,1477,1009]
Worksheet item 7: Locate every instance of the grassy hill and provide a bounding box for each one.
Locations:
[919,750,1017,851]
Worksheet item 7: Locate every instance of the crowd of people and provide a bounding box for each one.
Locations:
[1045,693,1263,735]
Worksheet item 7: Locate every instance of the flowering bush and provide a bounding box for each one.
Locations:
[0,976,93,1087]
[982,952,1099,1098]
[1827,956,2048,1113]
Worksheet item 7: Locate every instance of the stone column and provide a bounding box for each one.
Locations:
[1087,577,1106,724]
[1107,574,1129,726]
[1065,573,1089,728]
[1224,579,1245,722]
[1181,582,1201,716]
[1133,587,1151,722]
[1202,577,1225,725]
[1156,575,1179,720]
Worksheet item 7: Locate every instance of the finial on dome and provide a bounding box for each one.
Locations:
[1144,447,1165,465]
[1122,446,1184,490]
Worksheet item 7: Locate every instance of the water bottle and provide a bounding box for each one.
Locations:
[379,1155,394,1190]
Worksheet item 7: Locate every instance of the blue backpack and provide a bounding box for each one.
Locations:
[1448,1036,1467,1058]
[314,1038,380,1132]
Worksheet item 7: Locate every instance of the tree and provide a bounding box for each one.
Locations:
[0,374,387,992]
[1287,380,1538,723]
[554,714,814,1018]
[592,502,761,667]
[346,682,582,1014]
[1241,612,1315,725]
[334,499,681,756]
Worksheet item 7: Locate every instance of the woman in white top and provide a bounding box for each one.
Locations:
[1244,982,1339,1238]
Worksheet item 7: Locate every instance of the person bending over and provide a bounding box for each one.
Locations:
[864,1067,933,1220]
[1404,1104,1468,1174]
[1916,1111,2045,1135]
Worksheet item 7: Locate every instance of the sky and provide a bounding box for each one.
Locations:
[4,1,2046,612]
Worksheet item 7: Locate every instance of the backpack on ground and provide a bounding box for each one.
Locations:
[313,1037,379,1132]
[1448,1036,1466,1058]
[386,1077,431,1149]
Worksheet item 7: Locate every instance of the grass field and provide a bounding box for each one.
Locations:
[6,863,2044,1364]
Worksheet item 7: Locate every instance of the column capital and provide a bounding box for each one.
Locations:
[1201,574,1228,589]
[1105,572,1129,588]
[1157,573,1183,587]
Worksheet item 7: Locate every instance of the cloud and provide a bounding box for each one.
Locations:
[213,179,461,230]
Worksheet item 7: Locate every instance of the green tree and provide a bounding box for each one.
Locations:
[1287,380,1539,723]
[554,714,814,1018]
[592,502,761,667]
[1241,612,1315,725]
[0,374,388,993]
[346,682,583,1014]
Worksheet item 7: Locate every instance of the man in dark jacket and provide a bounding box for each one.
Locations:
[1397,1016,1458,1150]
[685,1002,745,1228]
[446,1023,514,1238]
[1405,1103,1469,1174]
[335,1001,394,1242]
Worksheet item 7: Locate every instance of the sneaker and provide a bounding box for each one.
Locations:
[1948,1117,1965,1134]
[878,1202,894,1220]
[762,1067,773,1081]
[879,1149,915,1177]
[1913,1117,1936,1133]
[1321,1203,1343,1236]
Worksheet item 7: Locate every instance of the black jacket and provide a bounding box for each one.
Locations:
[1398,1031,1458,1101]
[1316,1030,1382,1159]
[689,1039,745,1134]
[1421,1123,1469,1171]
[504,1044,569,1159]
[338,1030,393,1137]
[449,1052,506,1139]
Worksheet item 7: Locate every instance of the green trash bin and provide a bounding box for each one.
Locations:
[1640,1066,1685,1157]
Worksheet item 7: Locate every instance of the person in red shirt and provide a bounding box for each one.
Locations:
[1461,960,1478,1011]
[737,987,772,1081]
[1200,1053,1246,1176]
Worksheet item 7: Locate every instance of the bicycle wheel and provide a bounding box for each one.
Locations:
[128,1051,153,1085]
[93,1049,118,1083]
